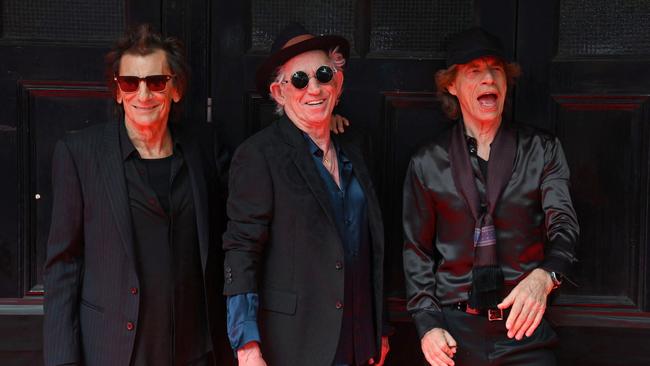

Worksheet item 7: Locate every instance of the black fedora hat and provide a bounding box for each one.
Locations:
[446,27,509,67]
[255,23,350,98]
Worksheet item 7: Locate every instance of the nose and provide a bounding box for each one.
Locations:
[136,80,153,100]
[305,77,321,94]
[481,69,496,84]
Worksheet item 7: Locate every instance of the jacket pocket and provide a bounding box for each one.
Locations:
[260,289,297,315]
[80,298,105,314]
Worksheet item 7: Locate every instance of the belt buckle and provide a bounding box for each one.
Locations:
[488,308,503,321]
[463,304,481,315]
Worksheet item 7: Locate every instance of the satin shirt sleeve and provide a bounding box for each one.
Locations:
[402,156,446,338]
[539,137,580,276]
[226,293,261,350]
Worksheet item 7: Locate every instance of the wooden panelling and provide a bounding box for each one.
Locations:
[547,95,650,327]
[244,92,279,137]
[17,81,112,299]
[379,92,452,298]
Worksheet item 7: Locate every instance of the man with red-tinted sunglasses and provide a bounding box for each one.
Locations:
[43,24,231,366]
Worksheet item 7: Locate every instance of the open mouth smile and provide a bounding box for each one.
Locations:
[477,92,499,109]
[305,99,325,106]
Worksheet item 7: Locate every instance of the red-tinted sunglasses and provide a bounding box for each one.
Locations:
[114,74,174,92]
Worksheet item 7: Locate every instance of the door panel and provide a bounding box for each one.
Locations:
[0,0,199,364]
[518,1,650,365]
[1,0,648,364]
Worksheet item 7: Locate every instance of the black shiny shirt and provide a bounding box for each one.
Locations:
[402,123,579,338]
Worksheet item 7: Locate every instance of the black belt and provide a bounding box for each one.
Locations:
[451,302,504,321]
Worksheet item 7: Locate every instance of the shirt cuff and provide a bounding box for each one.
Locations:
[412,310,447,339]
[226,293,261,350]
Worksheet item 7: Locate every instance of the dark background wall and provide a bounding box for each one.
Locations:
[0,0,649,365]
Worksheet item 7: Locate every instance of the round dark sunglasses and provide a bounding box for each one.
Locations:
[114,74,174,92]
[283,66,336,89]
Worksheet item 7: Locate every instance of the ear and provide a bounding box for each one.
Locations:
[116,89,123,104]
[269,82,285,105]
[447,81,458,96]
[335,70,345,98]
[172,87,182,103]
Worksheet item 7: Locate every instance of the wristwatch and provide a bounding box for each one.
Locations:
[549,271,563,289]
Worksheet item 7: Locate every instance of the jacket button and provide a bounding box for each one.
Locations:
[126,321,135,331]
[130,287,138,295]
[225,267,232,273]
[335,261,343,270]
[335,301,343,309]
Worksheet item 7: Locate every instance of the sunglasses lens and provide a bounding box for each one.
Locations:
[291,71,309,89]
[116,75,170,92]
[116,76,139,92]
[315,66,334,83]
[290,71,310,89]
[146,75,170,91]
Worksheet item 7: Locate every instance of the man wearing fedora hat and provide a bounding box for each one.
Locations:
[402,27,579,365]
[222,24,390,366]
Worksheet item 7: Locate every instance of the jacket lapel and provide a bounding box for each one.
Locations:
[99,122,136,264]
[178,129,210,272]
[277,117,337,228]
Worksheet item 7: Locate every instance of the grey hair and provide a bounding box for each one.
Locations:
[270,47,345,116]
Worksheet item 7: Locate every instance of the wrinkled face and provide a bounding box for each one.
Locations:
[448,56,507,125]
[270,50,343,128]
[116,49,180,130]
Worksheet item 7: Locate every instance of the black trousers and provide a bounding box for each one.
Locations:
[442,307,558,366]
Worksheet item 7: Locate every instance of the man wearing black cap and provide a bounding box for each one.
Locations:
[402,27,579,366]
[222,23,389,366]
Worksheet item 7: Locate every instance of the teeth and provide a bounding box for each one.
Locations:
[306,100,324,105]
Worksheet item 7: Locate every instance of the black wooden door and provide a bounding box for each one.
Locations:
[210,1,511,364]
[515,1,650,365]
[0,0,210,364]
[211,1,650,365]
[2,0,649,365]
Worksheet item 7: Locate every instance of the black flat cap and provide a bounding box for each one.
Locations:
[446,27,508,67]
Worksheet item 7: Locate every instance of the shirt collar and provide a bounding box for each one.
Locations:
[119,120,183,161]
[301,132,349,163]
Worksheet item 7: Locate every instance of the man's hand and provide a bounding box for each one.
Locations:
[497,268,554,340]
[421,328,457,366]
[237,341,267,366]
[369,336,390,366]
[330,114,349,134]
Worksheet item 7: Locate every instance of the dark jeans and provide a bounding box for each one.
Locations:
[442,307,558,366]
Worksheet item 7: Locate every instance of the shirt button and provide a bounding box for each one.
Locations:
[345,219,351,226]
[335,261,343,270]
[335,301,343,309]
[130,287,138,295]
[126,321,135,331]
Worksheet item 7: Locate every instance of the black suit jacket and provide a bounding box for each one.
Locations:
[43,121,231,366]
[402,123,579,338]
[222,116,385,366]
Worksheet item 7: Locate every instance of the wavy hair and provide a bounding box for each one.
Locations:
[105,23,190,121]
